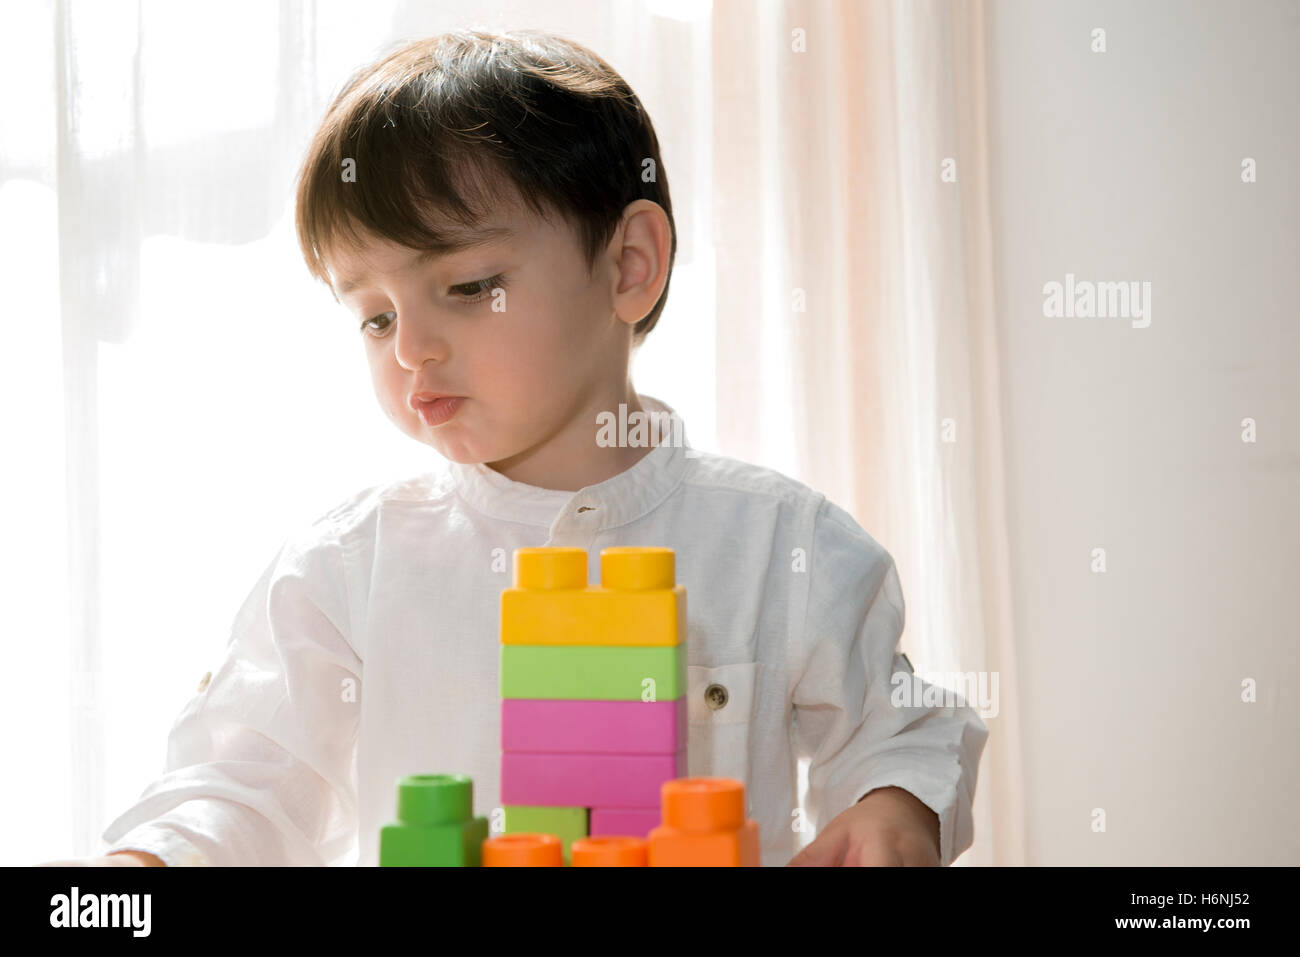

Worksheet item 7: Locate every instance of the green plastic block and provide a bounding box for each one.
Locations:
[380,773,489,866]
[503,806,589,865]
[500,644,685,700]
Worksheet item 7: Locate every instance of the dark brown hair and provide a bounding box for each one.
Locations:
[294,29,677,342]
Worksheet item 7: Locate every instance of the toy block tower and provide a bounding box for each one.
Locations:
[379,773,489,866]
[499,546,688,862]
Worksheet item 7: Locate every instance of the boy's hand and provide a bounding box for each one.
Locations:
[36,851,165,867]
[787,786,941,866]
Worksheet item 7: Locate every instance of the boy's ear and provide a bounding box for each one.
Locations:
[611,199,671,326]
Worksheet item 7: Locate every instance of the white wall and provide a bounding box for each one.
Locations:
[985,0,1299,864]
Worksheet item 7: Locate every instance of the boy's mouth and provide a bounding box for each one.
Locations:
[411,395,465,427]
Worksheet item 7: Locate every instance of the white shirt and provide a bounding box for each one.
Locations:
[101,394,987,867]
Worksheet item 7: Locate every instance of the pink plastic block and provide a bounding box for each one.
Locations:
[501,698,686,754]
[501,751,686,808]
[590,807,662,839]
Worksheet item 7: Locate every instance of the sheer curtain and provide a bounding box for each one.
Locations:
[0,0,715,866]
[710,0,1024,866]
[2,0,1020,866]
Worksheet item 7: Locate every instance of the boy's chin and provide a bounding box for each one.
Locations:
[415,432,491,467]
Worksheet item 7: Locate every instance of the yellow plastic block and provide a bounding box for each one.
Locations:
[501,547,685,647]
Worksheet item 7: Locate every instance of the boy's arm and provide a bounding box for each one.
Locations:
[790,499,989,867]
[98,531,362,867]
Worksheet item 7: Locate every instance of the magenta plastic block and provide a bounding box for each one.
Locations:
[501,698,687,754]
[500,751,686,808]
[590,807,662,839]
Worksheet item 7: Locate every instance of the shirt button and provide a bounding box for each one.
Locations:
[704,683,728,710]
[196,671,212,692]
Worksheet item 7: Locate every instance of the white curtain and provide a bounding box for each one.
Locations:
[2,0,1022,866]
[710,0,1025,866]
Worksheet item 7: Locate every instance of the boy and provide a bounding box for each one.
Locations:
[65,29,986,867]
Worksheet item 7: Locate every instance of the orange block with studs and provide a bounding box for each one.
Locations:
[571,835,648,867]
[482,832,563,867]
[647,778,760,866]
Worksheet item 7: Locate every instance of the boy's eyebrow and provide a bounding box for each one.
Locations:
[333,225,516,295]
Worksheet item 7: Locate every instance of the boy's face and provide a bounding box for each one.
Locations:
[325,194,642,481]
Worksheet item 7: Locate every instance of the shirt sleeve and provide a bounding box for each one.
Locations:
[99,525,362,866]
[791,498,988,866]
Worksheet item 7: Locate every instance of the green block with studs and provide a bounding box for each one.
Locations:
[380,773,489,866]
[502,805,589,865]
[500,643,685,701]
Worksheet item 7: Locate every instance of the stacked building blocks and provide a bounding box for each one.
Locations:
[379,773,489,867]
[565,778,762,867]
[489,778,759,867]
[647,778,760,866]
[499,546,688,862]
[376,773,763,866]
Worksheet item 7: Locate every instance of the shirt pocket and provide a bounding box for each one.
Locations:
[686,662,763,785]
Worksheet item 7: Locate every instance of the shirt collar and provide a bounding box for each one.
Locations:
[446,393,692,529]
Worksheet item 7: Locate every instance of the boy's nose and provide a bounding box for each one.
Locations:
[393,312,449,370]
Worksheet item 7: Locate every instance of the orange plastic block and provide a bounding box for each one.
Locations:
[570,836,648,867]
[501,547,685,647]
[481,832,564,867]
[647,778,760,867]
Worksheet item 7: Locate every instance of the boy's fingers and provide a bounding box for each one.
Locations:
[787,827,847,867]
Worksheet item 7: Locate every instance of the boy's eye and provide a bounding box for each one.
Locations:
[360,311,395,336]
[449,273,508,303]
[358,273,509,335]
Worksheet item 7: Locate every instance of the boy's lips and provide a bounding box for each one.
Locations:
[407,390,460,410]
[409,393,465,427]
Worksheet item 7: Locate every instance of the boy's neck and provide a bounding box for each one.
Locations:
[484,388,657,492]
